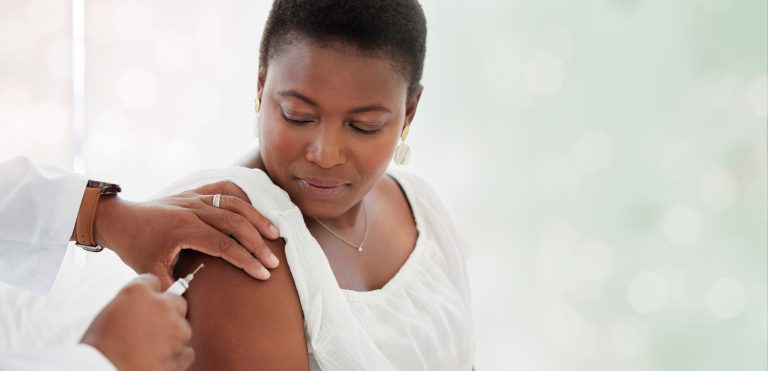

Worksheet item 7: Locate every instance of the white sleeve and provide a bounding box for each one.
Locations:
[0,157,86,295]
[0,344,116,371]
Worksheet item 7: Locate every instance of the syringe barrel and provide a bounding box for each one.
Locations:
[165,278,189,295]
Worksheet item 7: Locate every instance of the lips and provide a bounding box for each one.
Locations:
[301,177,348,188]
[295,176,350,199]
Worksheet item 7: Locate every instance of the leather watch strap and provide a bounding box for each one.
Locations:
[75,186,102,250]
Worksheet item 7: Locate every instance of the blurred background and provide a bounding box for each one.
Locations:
[0,0,766,370]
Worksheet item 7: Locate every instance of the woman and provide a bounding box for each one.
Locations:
[171,0,474,369]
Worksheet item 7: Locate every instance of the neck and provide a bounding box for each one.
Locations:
[309,199,366,230]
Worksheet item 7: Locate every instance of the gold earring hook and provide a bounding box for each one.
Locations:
[400,125,410,141]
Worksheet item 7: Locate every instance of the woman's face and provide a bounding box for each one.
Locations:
[257,39,421,219]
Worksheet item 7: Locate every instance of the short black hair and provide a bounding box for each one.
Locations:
[259,0,427,95]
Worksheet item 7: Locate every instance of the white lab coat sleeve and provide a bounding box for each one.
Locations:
[0,157,86,295]
[0,344,116,371]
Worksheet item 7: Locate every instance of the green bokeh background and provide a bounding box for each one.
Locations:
[412,0,767,369]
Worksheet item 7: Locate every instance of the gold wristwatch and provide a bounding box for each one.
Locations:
[74,180,121,252]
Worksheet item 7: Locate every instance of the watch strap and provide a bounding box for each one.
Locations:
[75,186,103,252]
[86,179,122,194]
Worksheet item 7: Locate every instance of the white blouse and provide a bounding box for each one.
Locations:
[158,167,475,371]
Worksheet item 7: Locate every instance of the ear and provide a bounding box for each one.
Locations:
[257,66,267,101]
[403,84,424,133]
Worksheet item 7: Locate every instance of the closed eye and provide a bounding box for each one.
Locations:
[281,112,313,125]
[350,123,381,135]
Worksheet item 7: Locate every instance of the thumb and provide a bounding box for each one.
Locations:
[152,267,176,291]
[133,273,163,292]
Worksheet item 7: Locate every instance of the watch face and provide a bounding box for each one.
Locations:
[87,180,122,194]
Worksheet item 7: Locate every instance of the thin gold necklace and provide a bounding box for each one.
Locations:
[312,202,369,252]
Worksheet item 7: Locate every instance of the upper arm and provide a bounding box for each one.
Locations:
[174,238,309,371]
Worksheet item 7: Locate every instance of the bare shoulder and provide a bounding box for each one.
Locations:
[174,238,308,371]
[379,173,413,211]
[372,173,418,245]
[377,173,417,228]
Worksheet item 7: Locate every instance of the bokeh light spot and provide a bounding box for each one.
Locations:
[538,26,574,61]
[698,167,739,209]
[524,50,564,96]
[706,277,747,320]
[572,239,614,282]
[573,129,613,173]
[609,317,648,359]
[26,0,67,35]
[562,321,597,362]
[535,155,582,196]
[657,140,699,180]
[0,18,35,61]
[116,67,157,110]
[112,2,154,42]
[28,101,68,145]
[46,37,71,80]
[536,300,584,347]
[153,30,192,72]
[176,84,223,127]
[627,271,668,314]
[662,204,702,246]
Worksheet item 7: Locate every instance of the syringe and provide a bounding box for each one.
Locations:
[165,263,205,295]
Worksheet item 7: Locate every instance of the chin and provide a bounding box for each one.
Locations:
[294,199,345,219]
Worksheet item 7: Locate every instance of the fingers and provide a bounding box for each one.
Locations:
[194,180,251,203]
[162,293,189,317]
[198,198,280,269]
[156,271,175,291]
[168,319,193,371]
[158,180,281,281]
[194,180,280,239]
[186,224,272,280]
[176,347,195,371]
[211,194,281,240]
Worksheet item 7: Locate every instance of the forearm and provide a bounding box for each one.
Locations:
[69,194,133,256]
[63,173,283,287]
[69,193,124,245]
[68,192,149,280]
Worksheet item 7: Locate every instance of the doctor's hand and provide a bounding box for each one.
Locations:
[88,180,281,288]
[81,274,193,371]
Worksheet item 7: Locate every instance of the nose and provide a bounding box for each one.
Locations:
[305,125,346,169]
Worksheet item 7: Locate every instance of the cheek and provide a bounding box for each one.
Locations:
[353,135,399,178]
[259,119,301,168]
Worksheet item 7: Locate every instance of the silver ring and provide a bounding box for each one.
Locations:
[212,194,222,208]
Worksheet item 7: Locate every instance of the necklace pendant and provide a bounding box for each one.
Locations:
[312,201,369,253]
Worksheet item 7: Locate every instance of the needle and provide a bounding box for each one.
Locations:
[165,263,205,295]
[189,263,205,277]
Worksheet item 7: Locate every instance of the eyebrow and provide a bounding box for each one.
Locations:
[277,89,391,114]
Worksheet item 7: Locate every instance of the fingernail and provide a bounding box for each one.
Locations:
[269,224,280,238]
[268,253,280,268]
[245,264,269,280]
[259,266,271,279]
